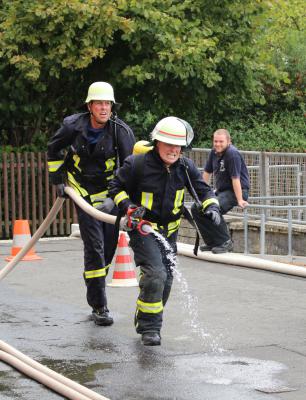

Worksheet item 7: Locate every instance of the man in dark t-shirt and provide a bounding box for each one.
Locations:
[203,129,249,213]
[201,129,250,251]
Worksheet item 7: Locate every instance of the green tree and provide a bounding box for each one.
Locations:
[0,0,131,148]
[254,0,306,111]
[110,0,270,137]
[1,0,297,149]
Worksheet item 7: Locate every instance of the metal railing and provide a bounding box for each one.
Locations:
[185,195,306,256]
[243,199,306,256]
[187,148,306,223]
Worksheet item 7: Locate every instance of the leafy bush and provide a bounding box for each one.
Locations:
[196,110,306,152]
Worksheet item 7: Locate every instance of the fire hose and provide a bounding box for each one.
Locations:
[0,340,108,400]
[0,186,152,399]
[0,187,152,281]
[0,197,65,281]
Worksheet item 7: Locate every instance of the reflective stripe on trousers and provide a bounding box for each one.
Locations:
[128,230,177,334]
[76,204,117,310]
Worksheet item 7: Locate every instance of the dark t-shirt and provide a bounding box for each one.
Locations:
[87,124,107,153]
[204,145,250,193]
[87,124,106,144]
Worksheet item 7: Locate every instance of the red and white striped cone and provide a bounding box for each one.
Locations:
[107,233,138,287]
[5,220,42,261]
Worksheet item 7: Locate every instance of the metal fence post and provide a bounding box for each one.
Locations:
[297,168,302,220]
[260,152,270,218]
[243,208,249,255]
[260,152,269,198]
[288,205,292,257]
[260,213,266,255]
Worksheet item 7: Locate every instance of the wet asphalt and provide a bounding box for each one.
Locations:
[0,238,306,400]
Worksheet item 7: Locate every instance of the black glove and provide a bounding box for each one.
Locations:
[203,205,221,226]
[56,183,68,198]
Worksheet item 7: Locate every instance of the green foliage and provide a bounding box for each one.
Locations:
[0,0,304,152]
[123,98,158,141]
[0,0,131,147]
[114,0,268,121]
[254,0,306,112]
[197,110,306,152]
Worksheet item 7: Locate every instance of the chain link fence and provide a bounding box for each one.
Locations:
[186,149,306,223]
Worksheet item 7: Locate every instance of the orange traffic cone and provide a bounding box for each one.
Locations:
[107,232,138,287]
[6,220,42,261]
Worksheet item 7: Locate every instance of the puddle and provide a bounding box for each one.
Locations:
[84,339,117,353]
[40,358,112,385]
[175,353,286,390]
[0,370,22,396]
[0,372,12,391]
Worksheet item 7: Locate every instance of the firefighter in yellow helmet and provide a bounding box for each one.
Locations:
[47,82,135,326]
[109,116,229,345]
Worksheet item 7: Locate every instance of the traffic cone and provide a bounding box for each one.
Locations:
[107,232,138,287]
[5,220,42,261]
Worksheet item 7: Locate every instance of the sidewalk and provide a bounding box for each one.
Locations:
[1,238,306,399]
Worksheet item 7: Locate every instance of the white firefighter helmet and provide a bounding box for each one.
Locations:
[151,116,194,146]
[85,82,115,103]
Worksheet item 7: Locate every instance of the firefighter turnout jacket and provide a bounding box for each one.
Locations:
[47,112,135,208]
[109,149,219,236]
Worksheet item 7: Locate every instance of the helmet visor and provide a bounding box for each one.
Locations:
[177,118,194,146]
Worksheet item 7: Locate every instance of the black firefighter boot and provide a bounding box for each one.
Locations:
[141,332,161,346]
[211,239,233,254]
[92,307,114,326]
[200,244,212,251]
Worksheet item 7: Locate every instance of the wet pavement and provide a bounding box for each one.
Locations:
[1,238,306,399]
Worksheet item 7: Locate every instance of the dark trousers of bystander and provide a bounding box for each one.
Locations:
[191,203,230,248]
[216,189,249,215]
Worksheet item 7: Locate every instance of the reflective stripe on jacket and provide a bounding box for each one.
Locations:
[109,149,218,235]
[47,112,135,206]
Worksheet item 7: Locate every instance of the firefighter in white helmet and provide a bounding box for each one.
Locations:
[109,116,229,345]
[47,82,135,326]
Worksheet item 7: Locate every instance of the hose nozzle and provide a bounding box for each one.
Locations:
[137,220,153,236]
